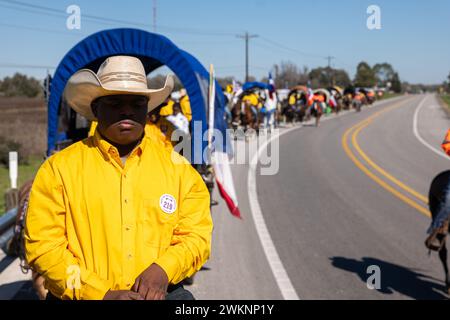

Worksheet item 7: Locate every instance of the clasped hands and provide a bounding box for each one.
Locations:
[103,263,168,300]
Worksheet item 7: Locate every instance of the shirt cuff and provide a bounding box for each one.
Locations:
[154,251,180,284]
[80,272,111,300]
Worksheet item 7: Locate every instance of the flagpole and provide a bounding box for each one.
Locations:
[208,64,242,219]
[208,64,215,161]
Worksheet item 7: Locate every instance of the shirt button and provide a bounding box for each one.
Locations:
[128,254,133,259]
[125,226,131,231]
[124,199,128,204]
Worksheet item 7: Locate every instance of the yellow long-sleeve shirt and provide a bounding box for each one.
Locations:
[159,99,174,116]
[25,130,212,300]
[242,93,259,107]
[180,95,192,122]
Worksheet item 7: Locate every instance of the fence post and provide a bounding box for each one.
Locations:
[9,151,18,189]
[5,151,19,211]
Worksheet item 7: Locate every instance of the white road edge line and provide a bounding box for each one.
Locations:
[246,96,406,300]
[247,125,301,300]
[413,95,449,160]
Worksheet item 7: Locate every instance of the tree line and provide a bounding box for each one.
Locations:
[1,66,449,98]
[216,61,404,93]
[0,73,43,98]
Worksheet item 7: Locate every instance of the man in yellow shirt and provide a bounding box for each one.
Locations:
[159,97,175,116]
[179,88,192,122]
[25,56,213,300]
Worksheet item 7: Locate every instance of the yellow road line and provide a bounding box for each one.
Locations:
[352,117,429,204]
[341,101,431,218]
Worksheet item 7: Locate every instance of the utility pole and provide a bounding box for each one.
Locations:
[236,32,258,82]
[325,55,335,86]
[153,0,157,33]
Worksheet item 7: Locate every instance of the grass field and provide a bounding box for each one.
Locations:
[0,155,43,215]
[440,94,450,108]
[0,97,46,215]
[380,92,402,100]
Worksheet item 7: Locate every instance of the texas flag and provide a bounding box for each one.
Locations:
[213,152,241,218]
[268,72,275,87]
[307,88,315,106]
[209,65,241,219]
[329,95,337,108]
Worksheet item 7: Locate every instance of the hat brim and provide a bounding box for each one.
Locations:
[63,69,174,121]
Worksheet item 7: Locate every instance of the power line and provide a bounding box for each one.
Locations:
[325,55,335,85]
[0,0,237,36]
[0,63,55,69]
[334,57,357,70]
[259,36,327,59]
[0,22,88,37]
[0,0,148,28]
[325,55,335,68]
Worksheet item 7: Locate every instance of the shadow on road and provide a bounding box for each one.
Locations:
[0,280,38,300]
[330,256,448,300]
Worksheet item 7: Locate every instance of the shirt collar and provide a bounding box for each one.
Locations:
[92,129,147,160]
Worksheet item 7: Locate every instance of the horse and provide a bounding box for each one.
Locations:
[426,170,450,294]
[281,101,297,125]
[334,99,343,114]
[310,101,324,127]
[230,97,259,138]
[342,94,353,110]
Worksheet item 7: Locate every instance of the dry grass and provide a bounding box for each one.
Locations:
[0,97,47,214]
[0,97,47,158]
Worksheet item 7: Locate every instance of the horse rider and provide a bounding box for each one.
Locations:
[263,86,277,131]
[242,91,259,118]
[425,129,450,249]
[352,92,363,111]
[166,102,190,136]
[158,88,192,123]
[24,56,213,300]
[310,92,326,127]
[367,90,376,104]
[179,88,192,122]
[159,95,176,117]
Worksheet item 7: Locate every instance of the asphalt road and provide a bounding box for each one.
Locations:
[191,94,450,300]
[1,94,449,300]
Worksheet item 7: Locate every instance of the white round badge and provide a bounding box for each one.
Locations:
[159,194,177,214]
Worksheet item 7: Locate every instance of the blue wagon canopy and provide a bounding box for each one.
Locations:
[48,28,229,162]
[242,81,271,91]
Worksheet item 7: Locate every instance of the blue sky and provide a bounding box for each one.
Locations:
[0,0,449,84]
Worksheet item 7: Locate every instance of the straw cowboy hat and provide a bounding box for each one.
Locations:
[63,55,174,121]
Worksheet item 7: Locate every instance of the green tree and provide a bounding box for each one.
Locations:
[353,62,377,87]
[332,69,351,88]
[447,72,450,92]
[373,63,395,87]
[309,67,351,88]
[390,72,402,93]
[0,73,42,97]
[308,67,329,88]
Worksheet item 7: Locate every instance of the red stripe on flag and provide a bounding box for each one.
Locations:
[216,179,242,219]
